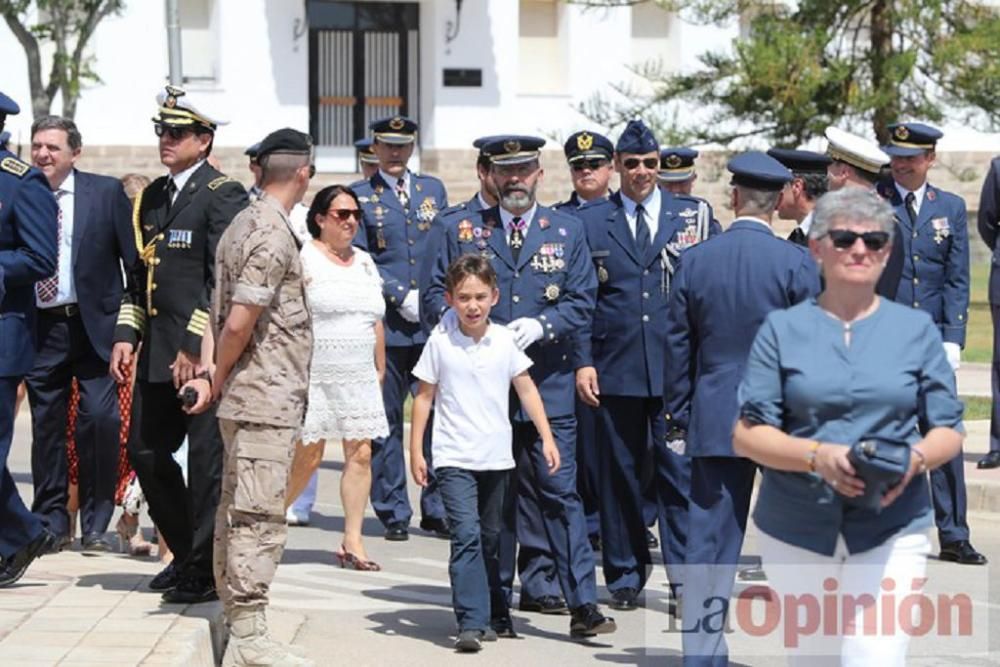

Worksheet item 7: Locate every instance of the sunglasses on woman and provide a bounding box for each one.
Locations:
[622,157,660,171]
[825,229,890,251]
[571,158,609,171]
[327,208,361,221]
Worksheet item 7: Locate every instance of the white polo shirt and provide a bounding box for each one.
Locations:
[413,322,533,471]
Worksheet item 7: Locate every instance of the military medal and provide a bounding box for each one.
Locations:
[458,219,474,243]
[371,193,380,204]
[376,227,387,249]
[543,284,560,301]
[597,265,609,283]
[510,231,523,249]
[932,217,951,244]
[538,217,550,230]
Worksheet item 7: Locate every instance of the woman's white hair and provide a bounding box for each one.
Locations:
[809,187,895,241]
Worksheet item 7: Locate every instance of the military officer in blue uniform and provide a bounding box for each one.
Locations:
[554,130,614,560]
[353,116,449,541]
[0,90,59,587]
[657,147,701,196]
[425,135,616,639]
[664,152,820,665]
[354,137,380,180]
[420,135,500,334]
[976,154,1000,469]
[766,148,831,246]
[879,121,986,565]
[575,121,719,612]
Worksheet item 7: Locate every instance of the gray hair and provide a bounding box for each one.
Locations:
[809,187,895,240]
[733,184,781,216]
[31,115,82,151]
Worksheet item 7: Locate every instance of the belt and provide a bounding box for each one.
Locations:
[39,303,80,318]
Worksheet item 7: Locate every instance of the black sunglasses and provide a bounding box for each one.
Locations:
[154,124,195,140]
[826,229,890,251]
[622,157,660,171]
[571,158,608,171]
[327,208,361,221]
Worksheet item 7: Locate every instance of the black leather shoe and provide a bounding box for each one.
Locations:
[384,522,409,541]
[609,587,639,611]
[0,530,56,588]
[737,565,767,581]
[645,529,659,549]
[519,594,569,614]
[419,517,450,539]
[161,576,218,604]
[81,533,113,553]
[939,540,988,565]
[490,614,519,639]
[43,533,71,555]
[588,533,602,552]
[977,451,1000,469]
[148,563,180,592]
[570,603,617,637]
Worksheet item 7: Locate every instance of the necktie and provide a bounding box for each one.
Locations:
[395,177,409,209]
[635,204,651,254]
[165,178,177,212]
[789,227,807,246]
[509,216,525,263]
[37,190,65,303]
[904,192,918,226]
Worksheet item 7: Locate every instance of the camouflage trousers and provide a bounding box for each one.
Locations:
[215,419,297,612]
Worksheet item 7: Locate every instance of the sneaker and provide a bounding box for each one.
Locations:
[286,507,309,527]
[454,630,484,652]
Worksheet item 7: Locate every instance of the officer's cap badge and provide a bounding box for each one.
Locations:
[389,116,405,130]
[164,85,185,109]
[665,154,682,168]
[894,125,909,141]
[504,139,521,154]
[577,133,594,151]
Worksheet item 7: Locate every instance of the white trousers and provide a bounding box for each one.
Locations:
[757,523,931,667]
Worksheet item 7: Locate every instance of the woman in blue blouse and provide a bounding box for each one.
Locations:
[733,187,963,665]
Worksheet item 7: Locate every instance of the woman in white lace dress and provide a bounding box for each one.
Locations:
[288,185,388,570]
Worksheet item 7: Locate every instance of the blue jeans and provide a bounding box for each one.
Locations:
[437,466,511,632]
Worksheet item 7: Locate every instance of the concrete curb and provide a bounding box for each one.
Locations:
[143,603,223,666]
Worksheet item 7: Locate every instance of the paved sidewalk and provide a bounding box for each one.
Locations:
[958,362,992,397]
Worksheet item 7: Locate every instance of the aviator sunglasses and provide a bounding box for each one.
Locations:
[571,158,609,171]
[154,124,196,140]
[622,157,660,170]
[825,229,890,251]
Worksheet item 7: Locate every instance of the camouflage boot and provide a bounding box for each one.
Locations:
[222,608,313,667]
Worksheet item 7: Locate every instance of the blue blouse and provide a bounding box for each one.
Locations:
[738,298,964,556]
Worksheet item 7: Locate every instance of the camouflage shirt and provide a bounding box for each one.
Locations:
[215,194,313,427]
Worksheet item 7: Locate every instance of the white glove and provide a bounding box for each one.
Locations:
[399,290,420,323]
[666,438,686,456]
[435,308,459,334]
[507,317,544,350]
[943,342,961,372]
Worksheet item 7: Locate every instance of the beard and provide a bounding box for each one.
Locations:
[500,184,535,210]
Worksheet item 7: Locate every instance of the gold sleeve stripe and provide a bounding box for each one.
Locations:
[186,308,209,336]
[116,304,146,330]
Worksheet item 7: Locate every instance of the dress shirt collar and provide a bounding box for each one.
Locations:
[500,203,537,233]
[894,180,927,214]
[169,159,205,198]
[380,168,410,193]
[733,216,773,232]
[54,169,76,196]
[621,186,660,221]
[797,211,814,237]
[477,192,492,209]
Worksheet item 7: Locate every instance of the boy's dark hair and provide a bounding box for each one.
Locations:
[446,254,497,292]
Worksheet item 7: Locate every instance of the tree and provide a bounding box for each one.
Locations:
[574,0,1000,147]
[1,0,125,119]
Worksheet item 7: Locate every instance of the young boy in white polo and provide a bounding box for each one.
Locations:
[409,254,559,653]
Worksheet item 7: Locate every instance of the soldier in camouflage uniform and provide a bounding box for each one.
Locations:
[182,128,315,667]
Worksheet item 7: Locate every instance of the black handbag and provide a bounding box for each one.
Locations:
[844,436,911,512]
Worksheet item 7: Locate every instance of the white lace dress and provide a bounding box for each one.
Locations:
[300,242,389,444]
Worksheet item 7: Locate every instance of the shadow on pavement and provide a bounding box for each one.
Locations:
[363,584,452,609]
[74,572,148,592]
[366,607,458,650]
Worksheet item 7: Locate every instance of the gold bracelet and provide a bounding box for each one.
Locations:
[807,440,821,473]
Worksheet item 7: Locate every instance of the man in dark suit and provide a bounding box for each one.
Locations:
[25,116,137,552]
[664,152,820,664]
[766,148,830,246]
[110,86,248,603]
[0,90,59,587]
[975,156,1000,470]
[879,121,985,565]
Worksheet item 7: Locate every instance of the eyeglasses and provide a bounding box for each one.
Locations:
[622,157,659,171]
[825,229,890,251]
[327,208,361,222]
[154,124,194,140]
[571,158,609,172]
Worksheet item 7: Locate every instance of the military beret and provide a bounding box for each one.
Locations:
[354,137,379,164]
[616,120,658,155]
[727,151,793,191]
[564,131,613,163]
[481,135,546,165]
[882,122,942,157]
[244,142,261,159]
[658,147,699,182]
[766,148,832,175]
[152,85,226,132]
[0,91,20,116]
[824,127,888,175]
[370,116,418,144]
[257,128,313,160]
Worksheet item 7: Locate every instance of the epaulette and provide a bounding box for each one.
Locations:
[1,156,29,178]
[207,175,235,191]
